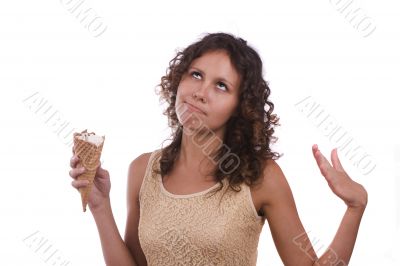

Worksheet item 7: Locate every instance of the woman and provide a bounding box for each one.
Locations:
[69,32,368,266]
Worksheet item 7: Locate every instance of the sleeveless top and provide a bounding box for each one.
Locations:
[138,148,266,265]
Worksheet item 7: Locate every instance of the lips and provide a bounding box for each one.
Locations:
[185,102,206,115]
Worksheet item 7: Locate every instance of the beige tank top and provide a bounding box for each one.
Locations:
[138,148,265,265]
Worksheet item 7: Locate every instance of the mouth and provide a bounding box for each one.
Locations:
[185,102,206,115]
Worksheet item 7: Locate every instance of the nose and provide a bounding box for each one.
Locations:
[193,83,210,103]
[193,92,206,103]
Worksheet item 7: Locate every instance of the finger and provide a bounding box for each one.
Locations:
[95,165,109,180]
[312,144,332,166]
[69,167,86,179]
[312,144,333,178]
[96,167,108,179]
[70,155,80,168]
[71,179,90,189]
[331,148,345,172]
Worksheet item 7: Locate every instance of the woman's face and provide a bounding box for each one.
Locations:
[176,49,241,135]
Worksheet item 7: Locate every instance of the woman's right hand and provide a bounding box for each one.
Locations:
[69,146,111,213]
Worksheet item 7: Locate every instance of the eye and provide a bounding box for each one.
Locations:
[217,82,228,91]
[190,70,228,92]
[191,71,202,79]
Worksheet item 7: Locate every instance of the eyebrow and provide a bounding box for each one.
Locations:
[190,67,235,89]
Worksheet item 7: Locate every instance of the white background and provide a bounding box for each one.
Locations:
[0,0,399,265]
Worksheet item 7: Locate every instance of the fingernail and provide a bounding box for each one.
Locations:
[80,167,86,172]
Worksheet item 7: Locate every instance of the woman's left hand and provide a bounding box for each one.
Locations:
[312,144,368,210]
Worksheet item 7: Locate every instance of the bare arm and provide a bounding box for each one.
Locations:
[311,145,367,265]
[260,145,367,266]
[70,146,138,265]
[91,199,138,266]
[261,159,317,266]
[91,152,151,266]
[124,153,151,266]
[312,206,365,265]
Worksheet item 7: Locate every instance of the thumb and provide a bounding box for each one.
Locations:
[96,163,109,180]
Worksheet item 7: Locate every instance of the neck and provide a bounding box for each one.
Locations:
[177,126,225,179]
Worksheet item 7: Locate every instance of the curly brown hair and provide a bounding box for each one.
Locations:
[153,32,282,200]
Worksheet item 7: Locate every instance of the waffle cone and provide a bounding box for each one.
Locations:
[73,129,105,212]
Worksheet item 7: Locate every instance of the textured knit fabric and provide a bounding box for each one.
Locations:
[138,148,266,266]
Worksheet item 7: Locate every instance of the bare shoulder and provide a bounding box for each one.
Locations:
[258,159,293,207]
[127,152,153,205]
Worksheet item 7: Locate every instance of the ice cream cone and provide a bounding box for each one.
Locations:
[73,129,105,212]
